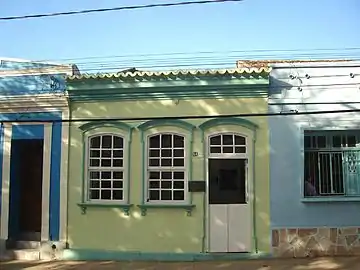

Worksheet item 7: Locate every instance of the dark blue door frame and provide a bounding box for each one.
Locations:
[8,125,44,240]
[0,112,63,242]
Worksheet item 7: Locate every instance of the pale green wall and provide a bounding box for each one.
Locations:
[68,97,270,253]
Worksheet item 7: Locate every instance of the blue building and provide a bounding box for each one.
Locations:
[268,60,360,257]
[0,58,78,259]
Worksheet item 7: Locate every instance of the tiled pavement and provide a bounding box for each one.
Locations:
[1,257,360,270]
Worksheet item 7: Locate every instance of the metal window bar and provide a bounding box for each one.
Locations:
[343,149,360,196]
[317,152,344,195]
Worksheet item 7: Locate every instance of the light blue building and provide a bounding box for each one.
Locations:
[0,58,78,259]
[268,60,360,257]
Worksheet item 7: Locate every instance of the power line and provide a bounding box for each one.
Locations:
[1,109,359,124]
[0,0,243,21]
[37,47,360,62]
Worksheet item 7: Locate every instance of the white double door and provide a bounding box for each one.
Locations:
[208,158,252,253]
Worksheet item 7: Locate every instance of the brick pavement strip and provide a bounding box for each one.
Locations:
[1,257,360,270]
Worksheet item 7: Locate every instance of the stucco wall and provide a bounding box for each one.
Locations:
[269,63,360,257]
[0,59,67,95]
[67,97,270,253]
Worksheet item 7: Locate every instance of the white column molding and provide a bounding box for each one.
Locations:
[59,110,69,243]
[0,123,12,241]
[41,123,52,242]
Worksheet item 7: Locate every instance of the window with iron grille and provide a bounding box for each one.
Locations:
[304,130,360,197]
[147,133,186,203]
[87,134,126,202]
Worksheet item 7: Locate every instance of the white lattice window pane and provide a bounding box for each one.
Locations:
[235,146,246,153]
[90,137,101,148]
[222,134,233,145]
[87,134,125,201]
[210,135,221,145]
[210,146,221,154]
[235,135,246,145]
[174,135,185,147]
[209,134,247,155]
[147,133,186,202]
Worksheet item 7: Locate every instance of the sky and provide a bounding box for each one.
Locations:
[0,0,359,70]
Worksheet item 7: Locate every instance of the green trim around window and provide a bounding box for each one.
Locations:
[137,119,195,133]
[199,117,258,143]
[79,121,133,133]
[137,204,196,216]
[301,197,360,203]
[78,121,134,216]
[198,117,258,133]
[138,119,195,210]
[77,203,133,215]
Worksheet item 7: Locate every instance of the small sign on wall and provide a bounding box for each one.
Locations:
[188,181,206,192]
[192,152,199,157]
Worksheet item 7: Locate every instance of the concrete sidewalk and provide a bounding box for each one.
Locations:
[1,257,360,270]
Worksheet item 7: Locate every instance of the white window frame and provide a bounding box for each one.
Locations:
[144,132,189,205]
[208,132,248,160]
[84,131,129,204]
[303,129,360,198]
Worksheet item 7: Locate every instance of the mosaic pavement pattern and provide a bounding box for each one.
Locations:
[272,227,360,257]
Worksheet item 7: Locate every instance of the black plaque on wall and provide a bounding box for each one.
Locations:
[188,181,206,192]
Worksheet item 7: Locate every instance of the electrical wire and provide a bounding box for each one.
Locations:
[0,0,243,21]
[1,108,359,124]
[36,47,360,62]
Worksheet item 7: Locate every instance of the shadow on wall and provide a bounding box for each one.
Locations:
[0,73,66,96]
[66,80,271,252]
[1,256,360,269]
[269,69,360,229]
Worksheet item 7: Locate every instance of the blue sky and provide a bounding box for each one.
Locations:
[0,0,359,69]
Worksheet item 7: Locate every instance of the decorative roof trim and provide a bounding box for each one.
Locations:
[79,121,133,133]
[198,117,258,131]
[67,68,270,81]
[137,119,195,132]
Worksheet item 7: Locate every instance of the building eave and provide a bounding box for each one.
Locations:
[66,68,270,82]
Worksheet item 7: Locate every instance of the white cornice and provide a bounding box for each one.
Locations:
[0,66,74,77]
[0,94,69,112]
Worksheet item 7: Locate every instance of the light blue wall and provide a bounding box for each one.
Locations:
[269,62,360,228]
[0,59,66,95]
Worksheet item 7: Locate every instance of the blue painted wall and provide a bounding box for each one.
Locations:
[0,59,66,95]
[0,59,69,241]
[269,62,360,228]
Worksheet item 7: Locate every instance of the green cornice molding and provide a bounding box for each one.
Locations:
[199,117,259,132]
[137,119,196,133]
[67,68,270,83]
[67,78,268,92]
[79,121,133,134]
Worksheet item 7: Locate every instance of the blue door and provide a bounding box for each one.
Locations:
[8,125,44,241]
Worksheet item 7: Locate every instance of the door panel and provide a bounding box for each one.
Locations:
[228,204,252,252]
[209,205,228,253]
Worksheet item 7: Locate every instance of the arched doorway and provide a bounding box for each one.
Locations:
[207,133,251,252]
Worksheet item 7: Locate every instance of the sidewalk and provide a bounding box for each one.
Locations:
[1,257,360,270]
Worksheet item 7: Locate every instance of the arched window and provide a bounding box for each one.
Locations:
[209,133,247,155]
[88,134,125,201]
[147,133,186,202]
